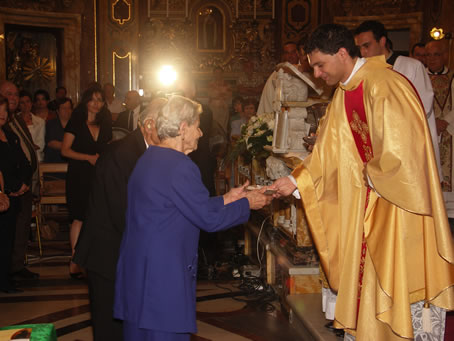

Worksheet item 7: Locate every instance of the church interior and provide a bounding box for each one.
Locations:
[0,0,453,340]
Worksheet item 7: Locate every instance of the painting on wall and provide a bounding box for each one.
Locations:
[5,24,60,95]
[196,5,226,52]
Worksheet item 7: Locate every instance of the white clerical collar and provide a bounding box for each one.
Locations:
[342,58,366,86]
[427,66,448,75]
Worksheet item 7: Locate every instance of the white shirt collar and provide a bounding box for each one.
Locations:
[342,58,366,86]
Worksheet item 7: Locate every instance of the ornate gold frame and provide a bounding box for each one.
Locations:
[196,3,226,53]
[113,51,132,90]
[112,0,131,25]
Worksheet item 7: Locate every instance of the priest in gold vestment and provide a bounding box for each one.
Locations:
[272,24,454,340]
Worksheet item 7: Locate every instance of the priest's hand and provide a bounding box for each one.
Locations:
[245,188,273,210]
[269,177,297,198]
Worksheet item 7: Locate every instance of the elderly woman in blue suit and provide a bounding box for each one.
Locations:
[114,95,271,340]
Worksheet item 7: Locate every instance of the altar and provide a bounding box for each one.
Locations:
[237,152,320,304]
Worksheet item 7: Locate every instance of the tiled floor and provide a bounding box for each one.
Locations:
[0,242,304,340]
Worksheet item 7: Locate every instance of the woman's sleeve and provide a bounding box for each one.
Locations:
[64,117,77,136]
[170,160,250,232]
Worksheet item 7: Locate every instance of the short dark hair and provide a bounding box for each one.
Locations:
[411,42,425,55]
[232,96,244,107]
[305,24,359,58]
[284,41,297,48]
[19,90,33,101]
[354,20,387,42]
[34,89,50,102]
[56,97,73,110]
[243,98,257,109]
[56,86,66,94]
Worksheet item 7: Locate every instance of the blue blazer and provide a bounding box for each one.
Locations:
[114,146,250,333]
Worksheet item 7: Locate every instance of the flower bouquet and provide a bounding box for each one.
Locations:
[227,112,275,164]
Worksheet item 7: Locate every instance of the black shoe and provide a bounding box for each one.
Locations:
[12,268,40,279]
[69,272,85,280]
[324,322,344,337]
[1,286,24,294]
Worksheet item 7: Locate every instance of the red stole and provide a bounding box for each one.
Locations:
[344,81,373,319]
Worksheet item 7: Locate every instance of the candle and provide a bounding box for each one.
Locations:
[236,0,238,19]
[272,0,275,19]
[166,0,169,18]
[253,0,256,20]
[185,0,188,18]
[148,0,150,18]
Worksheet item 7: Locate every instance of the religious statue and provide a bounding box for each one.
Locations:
[272,62,323,157]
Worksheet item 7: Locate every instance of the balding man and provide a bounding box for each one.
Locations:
[0,80,39,280]
[114,91,143,132]
[257,41,300,115]
[74,98,166,341]
[426,40,454,227]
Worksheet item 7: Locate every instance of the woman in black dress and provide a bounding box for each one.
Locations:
[0,95,32,292]
[62,86,112,278]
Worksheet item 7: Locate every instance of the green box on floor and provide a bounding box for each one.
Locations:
[0,323,56,341]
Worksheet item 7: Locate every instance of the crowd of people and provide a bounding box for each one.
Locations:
[0,18,453,341]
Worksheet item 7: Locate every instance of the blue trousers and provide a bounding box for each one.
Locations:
[123,321,190,341]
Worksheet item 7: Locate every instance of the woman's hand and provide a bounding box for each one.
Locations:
[10,183,30,197]
[245,188,273,210]
[223,180,249,205]
[87,153,99,166]
[0,192,9,212]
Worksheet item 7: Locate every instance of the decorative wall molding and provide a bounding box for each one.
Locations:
[111,0,132,26]
[334,12,423,51]
[140,0,277,94]
[113,51,132,90]
[0,7,81,101]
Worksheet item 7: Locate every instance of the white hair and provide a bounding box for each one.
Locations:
[156,95,202,140]
[139,97,168,125]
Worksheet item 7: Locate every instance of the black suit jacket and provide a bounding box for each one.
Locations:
[114,105,145,132]
[189,104,216,196]
[73,128,147,280]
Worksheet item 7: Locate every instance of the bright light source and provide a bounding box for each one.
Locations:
[430,27,445,40]
[138,89,144,96]
[158,65,178,87]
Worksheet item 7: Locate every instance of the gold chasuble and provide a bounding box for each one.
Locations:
[292,56,454,340]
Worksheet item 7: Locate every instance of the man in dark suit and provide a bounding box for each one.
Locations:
[73,98,166,341]
[0,80,39,282]
[114,90,143,132]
